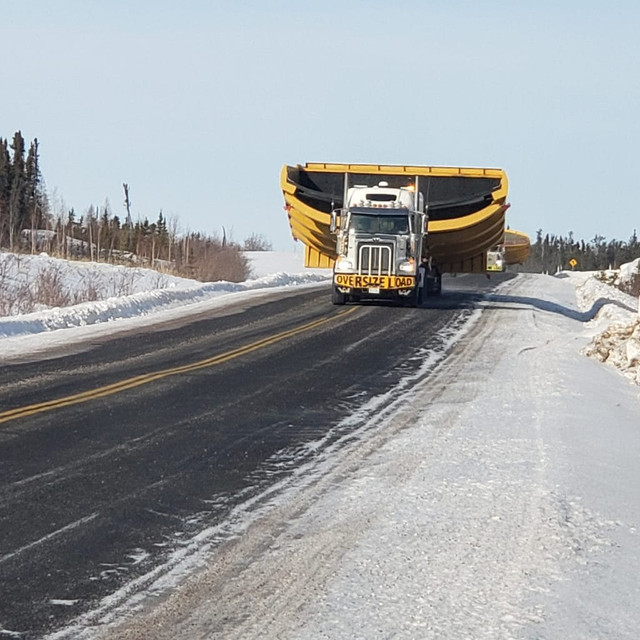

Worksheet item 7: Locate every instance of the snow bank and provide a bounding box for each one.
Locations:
[0,252,331,338]
[0,251,198,297]
[0,275,328,338]
[618,257,640,294]
[571,262,640,385]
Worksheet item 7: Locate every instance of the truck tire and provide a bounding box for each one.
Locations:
[432,273,442,295]
[401,286,421,307]
[426,273,442,296]
[332,287,346,305]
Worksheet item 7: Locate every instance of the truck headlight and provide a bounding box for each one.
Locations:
[399,259,416,273]
[334,257,353,272]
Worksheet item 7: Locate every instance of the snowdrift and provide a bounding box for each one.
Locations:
[574,258,640,385]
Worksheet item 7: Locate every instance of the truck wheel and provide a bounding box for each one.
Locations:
[426,275,442,296]
[332,287,346,305]
[433,274,442,296]
[403,289,419,307]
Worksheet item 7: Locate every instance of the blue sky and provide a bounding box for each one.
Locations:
[3,0,639,250]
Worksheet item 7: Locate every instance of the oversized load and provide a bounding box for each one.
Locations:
[487,229,532,272]
[280,162,518,304]
[503,229,531,265]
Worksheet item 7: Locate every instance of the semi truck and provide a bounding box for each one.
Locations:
[487,247,506,272]
[329,180,438,305]
[280,163,528,305]
[486,229,532,273]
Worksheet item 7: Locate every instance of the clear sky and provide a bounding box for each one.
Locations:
[3,0,639,250]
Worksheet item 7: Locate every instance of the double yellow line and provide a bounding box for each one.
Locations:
[0,307,357,426]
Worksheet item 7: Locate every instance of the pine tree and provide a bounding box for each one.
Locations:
[0,138,11,246]
[25,138,48,252]
[9,131,26,250]
[156,210,169,261]
[519,229,640,273]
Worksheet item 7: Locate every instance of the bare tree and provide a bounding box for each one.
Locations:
[123,183,132,225]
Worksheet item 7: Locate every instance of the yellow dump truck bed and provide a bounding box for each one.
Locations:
[281,162,511,273]
[503,229,531,265]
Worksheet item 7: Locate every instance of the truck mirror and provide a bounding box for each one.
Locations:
[330,210,338,234]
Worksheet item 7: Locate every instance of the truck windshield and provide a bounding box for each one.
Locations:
[350,214,409,234]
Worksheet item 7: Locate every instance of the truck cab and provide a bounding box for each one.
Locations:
[329,182,435,305]
[487,246,506,272]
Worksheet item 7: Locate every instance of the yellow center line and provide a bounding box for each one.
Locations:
[0,307,358,425]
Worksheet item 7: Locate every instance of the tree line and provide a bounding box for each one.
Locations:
[516,229,640,273]
[0,131,272,282]
[0,132,47,252]
[4,131,637,281]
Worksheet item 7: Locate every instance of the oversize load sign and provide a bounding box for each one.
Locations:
[334,274,415,289]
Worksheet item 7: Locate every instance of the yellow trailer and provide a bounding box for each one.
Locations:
[281,162,511,273]
[486,229,532,272]
[503,228,531,265]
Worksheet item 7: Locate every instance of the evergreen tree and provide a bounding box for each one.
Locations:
[9,131,26,249]
[519,229,640,273]
[25,138,49,251]
[0,131,51,250]
[0,138,11,246]
[156,211,169,261]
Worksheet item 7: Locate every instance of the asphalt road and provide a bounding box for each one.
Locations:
[0,273,514,639]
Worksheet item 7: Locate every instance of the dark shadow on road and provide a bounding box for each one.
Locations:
[442,292,636,323]
[480,294,637,322]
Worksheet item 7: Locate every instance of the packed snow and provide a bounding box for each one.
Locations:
[1,251,640,639]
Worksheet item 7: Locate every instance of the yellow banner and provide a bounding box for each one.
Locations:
[334,274,415,289]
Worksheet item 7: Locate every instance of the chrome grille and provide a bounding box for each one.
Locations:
[358,243,393,275]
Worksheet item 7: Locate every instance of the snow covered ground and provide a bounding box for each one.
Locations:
[0,251,331,362]
[1,251,637,381]
[575,262,640,386]
[2,251,640,639]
